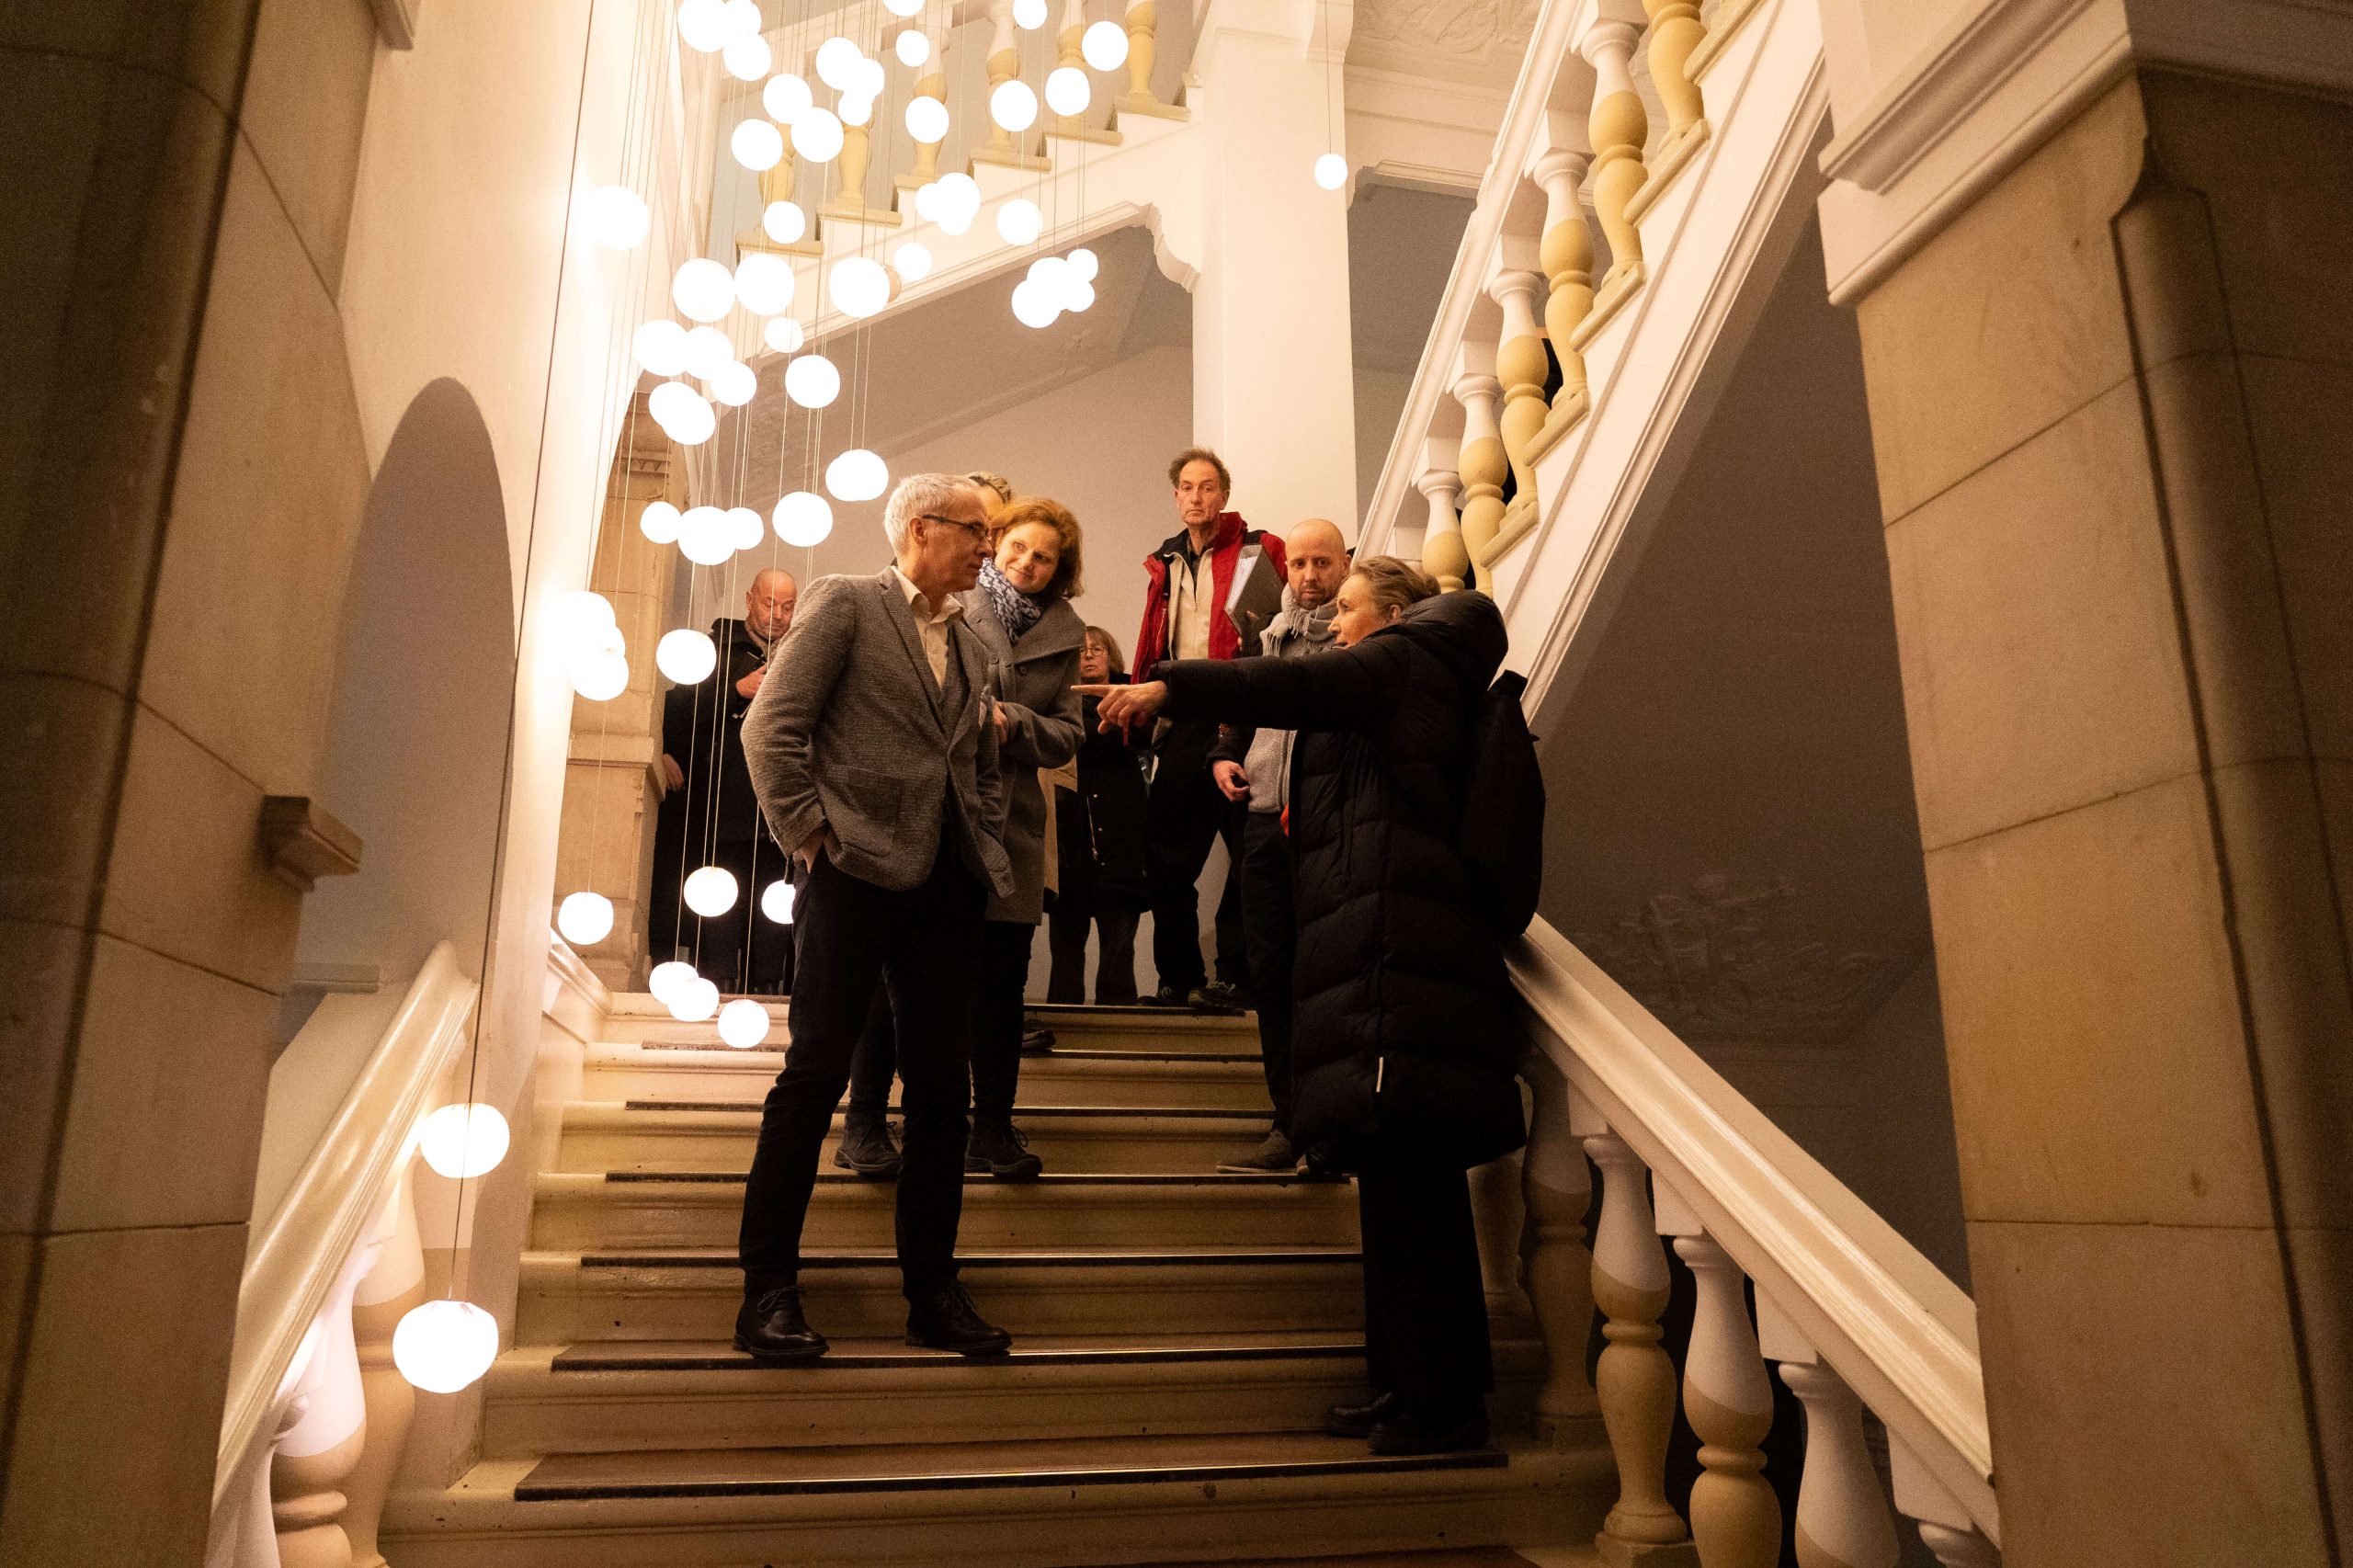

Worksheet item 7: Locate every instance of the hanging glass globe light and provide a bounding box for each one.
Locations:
[677,506,734,564]
[1082,18,1130,70]
[722,31,772,81]
[895,28,929,67]
[550,589,617,657]
[1063,276,1096,312]
[586,185,651,250]
[764,72,813,124]
[656,627,719,683]
[854,56,887,97]
[640,500,683,544]
[938,206,974,237]
[783,352,841,409]
[829,256,892,318]
[719,0,762,35]
[633,319,689,377]
[676,0,730,53]
[717,997,772,1048]
[914,180,942,221]
[1045,66,1090,117]
[791,108,845,165]
[893,241,934,281]
[764,315,805,354]
[996,197,1043,245]
[682,324,735,381]
[418,1102,511,1179]
[761,879,798,923]
[571,646,630,701]
[937,172,981,217]
[1066,245,1099,282]
[392,1300,499,1395]
[684,864,741,916]
[1314,153,1347,190]
[732,116,785,171]
[557,889,615,946]
[647,960,697,1003]
[733,253,793,316]
[1011,276,1061,328]
[1013,0,1048,28]
[814,36,864,90]
[709,359,758,406]
[669,975,722,1023]
[667,394,717,446]
[990,79,1039,131]
[825,449,889,502]
[882,0,923,15]
[673,257,736,323]
[905,96,949,143]
[838,91,875,129]
[727,506,766,549]
[762,200,807,245]
[650,380,716,441]
[773,490,834,547]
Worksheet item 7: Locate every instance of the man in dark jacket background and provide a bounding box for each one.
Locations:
[1131,449,1287,1009]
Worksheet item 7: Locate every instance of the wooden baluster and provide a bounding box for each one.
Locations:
[1579,14,1651,298]
[1643,0,1709,157]
[1524,1060,1597,1439]
[907,18,950,185]
[984,0,1021,155]
[1532,146,1595,435]
[1120,0,1160,108]
[1672,1229,1780,1568]
[1489,259,1550,536]
[1472,1145,1533,1330]
[1915,1526,2000,1568]
[344,1167,426,1568]
[1585,1132,1694,1558]
[1779,1362,1899,1568]
[1452,353,1506,595]
[1890,1431,2001,1568]
[1416,460,1469,594]
[835,108,873,215]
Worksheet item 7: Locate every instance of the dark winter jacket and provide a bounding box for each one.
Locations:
[1053,676,1152,910]
[1155,590,1526,1168]
[661,617,778,845]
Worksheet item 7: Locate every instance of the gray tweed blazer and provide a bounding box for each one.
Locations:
[740,569,1013,898]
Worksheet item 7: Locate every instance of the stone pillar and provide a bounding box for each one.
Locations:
[553,399,682,989]
[1832,57,2353,1568]
[1188,0,1359,533]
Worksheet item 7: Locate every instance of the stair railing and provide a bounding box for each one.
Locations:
[207,941,479,1568]
[1500,918,2000,1567]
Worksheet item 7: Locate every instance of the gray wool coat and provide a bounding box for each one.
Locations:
[955,589,1085,924]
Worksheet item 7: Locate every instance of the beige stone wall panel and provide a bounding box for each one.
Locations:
[0,674,131,929]
[0,1,258,113]
[0,920,85,1238]
[2234,353,2353,765]
[236,0,379,289]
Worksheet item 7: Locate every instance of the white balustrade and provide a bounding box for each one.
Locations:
[1519,1051,1597,1438]
[1416,449,1467,593]
[1583,1129,1694,1558]
[1659,1188,1780,1568]
[1451,347,1506,594]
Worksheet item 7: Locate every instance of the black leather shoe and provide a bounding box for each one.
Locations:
[832,1113,903,1178]
[905,1280,1013,1356]
[1019,1025,1056,1055]
[966,1119,1044,1179]
[1144,985,1188,1008]
[733,1285,828,1363]
[1325,1389,1401,1438]
[1188,981,1248,1014]
[1367,1405,1490,1455]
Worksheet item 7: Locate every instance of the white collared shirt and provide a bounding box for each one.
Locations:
[890,565,964,685]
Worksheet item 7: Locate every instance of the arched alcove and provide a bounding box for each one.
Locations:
[296,378,515,985]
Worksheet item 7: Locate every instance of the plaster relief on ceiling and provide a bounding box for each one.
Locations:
[1574,874,1902,1045]
[1350,0,1540,85]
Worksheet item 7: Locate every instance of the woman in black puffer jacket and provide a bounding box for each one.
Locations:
[1084,557,1523,1456]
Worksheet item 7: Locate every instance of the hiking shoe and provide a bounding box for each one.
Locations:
[1218,1128,1300,1174]
[965,1119,1044,1179]
[832,1113,903,1178]
[1188,981,1248,1014]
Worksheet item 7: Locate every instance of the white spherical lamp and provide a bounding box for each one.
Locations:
[1082,18,1130,70]
[557,890,615,946]
[829,256,892,318]
[586,185,650,250]
[570,648,630,701]
[996,197,1043,245]
[837,91,875,129]
[814,35,863,90]
[669,976,722,1023]
[783,352,841,409]
[773,490,834,546]
[719,0,762,35]
[418,1102,511,1180]
[882,0,922,15]
[392,1300,499,1395]
[764,71,813,124]
[1066,245,1099,282]
[825,448,889,502]
[913,180,942,221]
[650,380,717,442]
[904,95,949,143]
[937,172,981,215]
[895,28,929,66]
[1045,66,1090,117]
[676,0,729,52]
[1013,0,1048,28]
[640,500,683,544]
[938,206,974,237]
[633,318,689,376]
[1063,276,1097,312]
[682,324,735,381]
[717,997,772,1049]
[1011,276,1061,328]
[727,505,766,549]
[763,315,805,354]
[647,960,697,1003]
[731,116,784,170]
[762,199,807,245]
[722,31,772,81]
[1313,152,1347,190]
[551,589,617,657]
[892,240,934,281]
[656,627,718,683]
[989,79,1038,132]
[855,56,887,97]
[672,257,736,323]
[734,252,794,316]
[709,359,758,407]
[761,879,798,923]
[678,505,734,564]
[684,864,741,917]
[791,108,845,165]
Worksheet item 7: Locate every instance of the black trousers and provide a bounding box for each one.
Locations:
[738,844,982,1295]
[845,919,1035,1123]
[1236,810,1297,1132]
[1145,720,1247,994]
[673,836,794,994]
[1356,1137,1495,1420]
[1046,893,1141,1004]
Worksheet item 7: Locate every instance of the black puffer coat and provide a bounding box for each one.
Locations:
[1156,591,1525,1169]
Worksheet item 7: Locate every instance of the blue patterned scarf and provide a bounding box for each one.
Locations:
[977,557,1051,642]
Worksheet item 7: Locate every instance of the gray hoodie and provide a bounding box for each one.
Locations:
[1211,585,1339,813]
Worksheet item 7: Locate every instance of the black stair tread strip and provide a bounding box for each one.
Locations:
[547,1334,1367,1371]
[566,1246,1365,1270]
[611,1100,1268,1120]
[513,1433,1506,1502]
[589,1169,1330,1187]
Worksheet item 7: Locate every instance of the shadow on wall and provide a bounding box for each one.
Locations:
[295,379,516,991]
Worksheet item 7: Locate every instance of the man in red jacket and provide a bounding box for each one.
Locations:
[1132,448,1288,1008]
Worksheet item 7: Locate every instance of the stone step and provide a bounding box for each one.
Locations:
[517,1247,1370,1345]
[557,1101,1278,1175]
[482,1331,1556,1457]
[381,1432,1613,1568]
[581,1042,1271,1110]
[528,1170,1361,1253]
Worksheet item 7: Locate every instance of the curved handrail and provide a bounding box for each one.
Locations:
[1509,916,1998,1539]
[213,941,477,1506]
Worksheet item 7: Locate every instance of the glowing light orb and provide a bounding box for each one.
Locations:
[783,353,841,409]
[728,506,766,549]
[762,200,807,245]
[717,997,772,1048]
[825,448,889,502]
[557,890,615,946]
[773,490,834,547]
[905,95,949,143]
[656,627,718,683]
[682,324,735,381]
[1082,18,1131,70]
[668,976,721,1022]
[990,80,1039,132]
[647,960,696,1002]
[893,241,934,281]
[392,1300,498,1394]
[634,318,689,376]
[814,35,864,89]
[764,315,805,354]
[678,505,735,564]
[1314,153,1347,190]
[764,72,813,124]
[676,0,729,53]
[791,108,845,164]
[586,185,650,249]
[1045,66,1090,118]
[761,880,798,923]
[732,116,785,171]
[829,256,892,318]
[722,31,771,81]
[672,257,735,323]
[684,864,741,916]
[418,1102,511,1179]
[895,28,930,67]
[640,500,683,543]
[996,197,1043,244]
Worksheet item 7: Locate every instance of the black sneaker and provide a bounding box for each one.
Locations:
[1019,1025,1055,1055]
[965,1119,1045,1179]
[1144,984,1189,1008]
[733,1284,828,1363]
[832,1113,903,1178]
[905,1279,1013,1356]
[1325,1389,1401,1439]
[1217,1127,1300,1174]
[1368,1405,1490,1455]
[1188,982,1248,1014]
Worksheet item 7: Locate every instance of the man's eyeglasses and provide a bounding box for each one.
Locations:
[917,513,987,540]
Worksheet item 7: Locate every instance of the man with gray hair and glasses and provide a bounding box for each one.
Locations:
[735,472,1017,1362]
